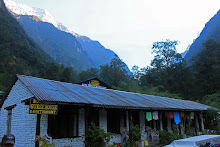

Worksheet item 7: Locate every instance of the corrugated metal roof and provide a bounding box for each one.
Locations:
[17,75,210,111]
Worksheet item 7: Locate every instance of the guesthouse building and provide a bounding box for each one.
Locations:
[0,75,210,146]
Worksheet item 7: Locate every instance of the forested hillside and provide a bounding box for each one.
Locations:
[0,0,76,91]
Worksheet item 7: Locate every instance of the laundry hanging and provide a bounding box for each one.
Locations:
[174,112,181,124]
[168,112,174,119]
[146,112,152,121]
[152,111,159,120]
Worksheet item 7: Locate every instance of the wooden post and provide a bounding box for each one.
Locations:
[167,117,172,132]
[153,120,156,131]
[139,111,145,147]
[195,114,199,133]
[84,108,88,147]
[200,114,204,132]
[126,110,129,131]
[159,112,163,131]
[180,118,184,134]
[35,114,41,147]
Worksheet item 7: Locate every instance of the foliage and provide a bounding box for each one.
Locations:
[158,130,181,145]
[215,126,220,135]
[151,39,179,68]
[203,108,219,130]
[201,92,220,109]
[128,123,141,142]
[99,57,128,87]
[35,136,55,147]
[0,4,77,91]
[191,39,220,98]
[122,123,141,147]
[78,68,99,82]
[131,65,141,80]
[139,39,191,98]
[84,122,114,147]
[184,114,193,135]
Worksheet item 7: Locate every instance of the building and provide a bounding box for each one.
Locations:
[0,75,210,146]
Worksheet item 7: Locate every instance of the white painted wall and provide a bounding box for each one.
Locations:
[0,80,36,147]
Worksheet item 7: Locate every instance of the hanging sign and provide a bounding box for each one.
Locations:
[29,98,58,115]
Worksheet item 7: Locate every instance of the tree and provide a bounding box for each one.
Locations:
[131,65,140,79]
[151,39,179,68]
[140,39,191,96]
[45,62,59,80]
[61,67,76,83]
[78,68,99,82]
[191,39,220,97]
[99,57,128,87]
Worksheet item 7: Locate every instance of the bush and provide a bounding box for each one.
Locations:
[158,130,180,145]
[215,126,220,135]
[122,123,141,147]
[84,122,114,147]
[129,124,141,142]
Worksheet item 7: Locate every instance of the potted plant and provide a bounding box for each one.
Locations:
[128,123,141,147]
[84,122,114,147]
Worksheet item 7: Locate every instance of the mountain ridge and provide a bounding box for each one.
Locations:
[4,0,131,73]
[184,9,220,63]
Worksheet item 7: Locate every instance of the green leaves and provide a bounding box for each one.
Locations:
[84,122,114,147]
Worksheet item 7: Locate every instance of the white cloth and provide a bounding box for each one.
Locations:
[152,111,159,120]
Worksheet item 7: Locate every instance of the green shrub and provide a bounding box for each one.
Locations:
[129,123,141,142]
[122,123,141,147]
[158,130,180,145]
[84,122,114,147]
[215,126,220,135]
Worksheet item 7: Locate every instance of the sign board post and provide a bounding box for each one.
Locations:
[29,98,58,115]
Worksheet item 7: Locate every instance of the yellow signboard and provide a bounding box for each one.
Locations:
[29,98,58,115]
[89,80,100,86]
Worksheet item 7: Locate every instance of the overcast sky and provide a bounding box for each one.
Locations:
[12,0,220,69]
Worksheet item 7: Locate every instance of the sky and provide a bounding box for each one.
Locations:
[11,0,220,70]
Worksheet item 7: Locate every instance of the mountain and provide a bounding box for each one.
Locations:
[15,15,94,71]
[76,36,118,68]
[181,49,189,58]
[4,0,131,73]
[184,10,220,64]
[0,0,53,90]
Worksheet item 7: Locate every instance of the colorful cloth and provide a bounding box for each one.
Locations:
[168,112,174,119]
[146,112,152,121]
[180,112,184,117]
[152,111,159,120]
[174,112,181,124]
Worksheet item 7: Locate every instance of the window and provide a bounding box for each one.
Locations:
[107,110,121,134]
[48,105,78,139]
